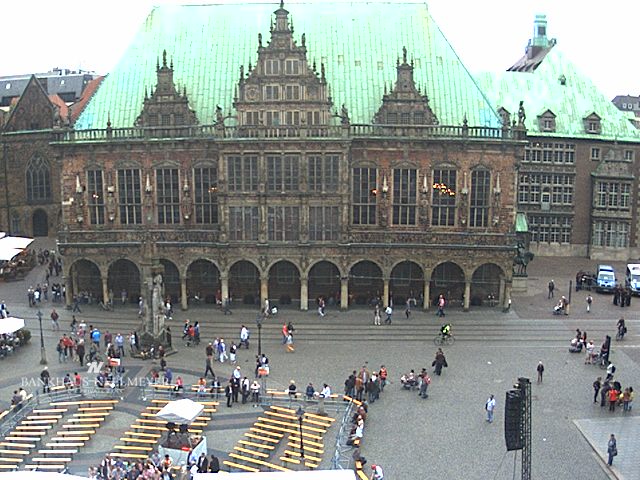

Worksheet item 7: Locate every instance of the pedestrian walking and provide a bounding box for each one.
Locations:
[536,361,544,384]
[593,377,602,403]
[204,355,216,379]
[437,294,446,317]
[607,434,617,466]
[373,306,381,326]
[548,279,555,299]
[485,394,496,423]
[370,464,384,480]
[384,305,393,324]
[586,294,593,313]
[405,298,411,319]
[50,309,60,331]
[225,381,233,408]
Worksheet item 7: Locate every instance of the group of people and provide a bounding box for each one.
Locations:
[593,376,634,413]
[90,451,221,479]
[344,364,388,404]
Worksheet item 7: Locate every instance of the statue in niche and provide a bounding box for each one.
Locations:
[518,101,526,127]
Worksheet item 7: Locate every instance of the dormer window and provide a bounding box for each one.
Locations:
[285,60,300,75]
[583,113,601,134]
[537,110,556,132]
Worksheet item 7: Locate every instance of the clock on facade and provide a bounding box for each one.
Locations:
[245,86,259,101]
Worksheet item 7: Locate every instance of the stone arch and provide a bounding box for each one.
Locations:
[108,258,141,304]
[308,260,341,307]
[430,261,465,307]
[471,263,505,307]
[186,259,221,304]
[349,260,383,306]
[229,260,260,306]
[32,208,48,237]
[69,258,102,300]
[268,260,301,306]
[159,259,180,305]
[390,260,424,306]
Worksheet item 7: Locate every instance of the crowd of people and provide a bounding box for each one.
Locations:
[89,451,221,479]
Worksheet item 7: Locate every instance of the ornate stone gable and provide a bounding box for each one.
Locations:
[135,50,198,128]
[4,76,57,132]
[374,47,438,126]
[233,1,333,131]
[593,145,634,179]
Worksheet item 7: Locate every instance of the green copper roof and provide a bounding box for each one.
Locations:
[476,47,640,142]
[76,1,500,129]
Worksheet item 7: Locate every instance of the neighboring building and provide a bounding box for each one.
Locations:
[477,15,640,260]
[0,75,104,237]
[0,68,98,107]
[54,1,524,312]
[612,94,640,118]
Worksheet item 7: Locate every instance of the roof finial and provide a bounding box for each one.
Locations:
[402,46,407,64]
[320,63,325,81]
[156,56,160,71]
[280,0,284,8]
[258,33,262,48]
[270,16,274,33]
[384,82,387,95]
[107,111,111,129]
[144,86,148,100]
[162,50,167,68]
[290,15,294,33]
[301,33,306,47]
[312,59,316,72]
[240,64,245,81]
[170,56,173,69]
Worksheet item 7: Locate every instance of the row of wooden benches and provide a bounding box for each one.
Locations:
[0,399,119,471]
[109,399,219,461]
[223,405,335,473]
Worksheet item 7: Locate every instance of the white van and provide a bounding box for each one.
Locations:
[596,265,616,293]
[626,263,640,295]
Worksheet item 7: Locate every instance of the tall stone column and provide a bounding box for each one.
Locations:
[72,271,79,302]
[220,273,229,304]
[101,276,109,306]
[503,279,513,311]
[180,276,188,311]
[463,280,471,312]
[423,278,430,310]
[300,275,309,311]
[340,277,349,311]
[383,278,390,308]
[63,275,72,308]
[499,277,506,304]
[260,275,269,308]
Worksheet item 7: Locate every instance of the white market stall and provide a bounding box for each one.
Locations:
[194,471,357,479]
[156,398,207,466]
[0,317,25,335]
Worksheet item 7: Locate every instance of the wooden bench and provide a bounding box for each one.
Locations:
[16,426,50,431]
[62,423,100,429]
[21,420,59,426]
[249,427,284,438]
[283,449,321,463]
[124,431,161,438]
[113,445,153,452]
[304,411,336,423]
[0,449,29,456]
[258,417,326,434]
[265,411,330,430]
[131,425,167,433]
[74,412,110,418]
[254,422,322,441]
[107,452,148,460]
[0,442,35,449]
[67,417,105,423]
[280,456,300,466]
[38,449,78,456]
[25,464,67,470]
[244,432,281,444]
[238,440,275,450]
[32,409,67,414]
[356,470,368,480]
[50,400,118,407]
[233,446,269,458]
[55,431,95,436]
[27,415,62,420]
[136,418,207,427]
[287,441,324,455]
[77,406,114,412]
[222,460,259,473]
[0,464,19,469]
[151,399,219,407]
[227,453,291,472]
[31,457,73,463]
[0,457,23,463]
[120,437,157,444]
[46,442,85,448]
[289,436,324,449]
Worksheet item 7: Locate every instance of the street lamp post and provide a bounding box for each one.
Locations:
[37,310,47,365]
[256,314,263,357]
[296,406,305,460]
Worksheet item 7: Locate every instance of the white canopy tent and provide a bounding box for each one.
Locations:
[0,248,25,262]
[195,471,357,479]
[0,236,33,250]
[156,398,204,424]
[0,472,88,480]
[0,317,25,335]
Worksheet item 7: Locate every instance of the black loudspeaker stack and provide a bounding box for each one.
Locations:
[504,390,523,451]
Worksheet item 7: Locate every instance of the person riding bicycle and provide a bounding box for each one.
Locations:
[440,323,451,338]
[617,318,627,339]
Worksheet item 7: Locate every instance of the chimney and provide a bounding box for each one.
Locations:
[527,14,549,59]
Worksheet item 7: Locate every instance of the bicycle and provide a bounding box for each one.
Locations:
[433,333,455,346]
[615,327,626,341]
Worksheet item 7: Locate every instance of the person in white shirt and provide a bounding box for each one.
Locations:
[370,464,384,480]
[485,394,496,423]
[320,383,331,398]
[240,325,249,349]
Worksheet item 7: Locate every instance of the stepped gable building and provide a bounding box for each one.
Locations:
[54,1,525,312]
[477,15,640,260]
[0,74,103,237]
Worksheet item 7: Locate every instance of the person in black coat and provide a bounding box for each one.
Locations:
[433,348,448,376]
[197,452,208,473]
[231,377,240,403]
[225,381,233,407]
[209,454,220,473]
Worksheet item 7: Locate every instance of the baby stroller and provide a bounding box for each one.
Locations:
[569,338,583,353]
[553,304,564,315]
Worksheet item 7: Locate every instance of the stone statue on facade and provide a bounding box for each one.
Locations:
[517,101,526,127]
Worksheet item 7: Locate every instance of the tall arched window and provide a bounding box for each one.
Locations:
[26,155,51,202]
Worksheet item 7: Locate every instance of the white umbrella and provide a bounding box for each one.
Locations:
[156,398,204,424]
[0,236,33,250]
[0,317,25,335]
[0,248,25,262]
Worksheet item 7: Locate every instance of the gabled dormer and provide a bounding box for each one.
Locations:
[537,109,556,132]
[135,50,198,128]
[234,1,333,130]
[583,112,601,135]
[374,47,438,125]
[4,75,58,132]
